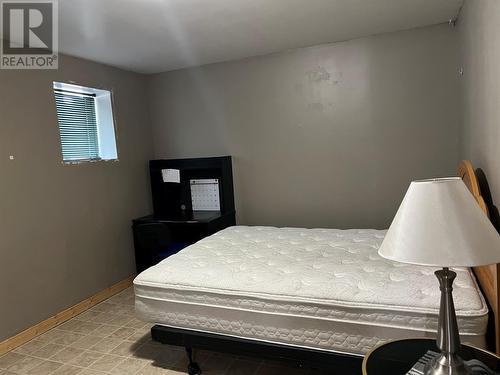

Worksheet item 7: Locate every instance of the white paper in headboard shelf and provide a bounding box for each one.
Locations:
[161,168,180,183]
[190,179,221,211]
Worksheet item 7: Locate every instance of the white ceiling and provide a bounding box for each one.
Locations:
[57,0,463,74]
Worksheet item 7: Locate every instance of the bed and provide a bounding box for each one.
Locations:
[133,160,500,373]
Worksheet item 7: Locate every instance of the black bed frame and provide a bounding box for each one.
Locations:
[151,325,362,374]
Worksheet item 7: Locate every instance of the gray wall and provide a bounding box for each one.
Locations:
[458,0,500,210]
[0,21,466,341]
[148,24,460,229]
[0,55,153,340]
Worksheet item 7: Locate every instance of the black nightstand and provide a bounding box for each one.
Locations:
[132,210,235,274]
[362,338,500,375]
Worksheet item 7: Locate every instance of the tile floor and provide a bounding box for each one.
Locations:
[0,288,325,374]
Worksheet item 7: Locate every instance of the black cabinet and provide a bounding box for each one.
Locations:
[133,156,236,274]
[132,211,235,274]
[150,156,235,217]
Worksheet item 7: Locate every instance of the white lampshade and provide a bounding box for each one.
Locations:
[378,177,500,267]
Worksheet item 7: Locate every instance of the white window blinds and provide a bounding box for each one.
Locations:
[54,89,100,162]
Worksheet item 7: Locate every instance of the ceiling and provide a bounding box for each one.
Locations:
[55,0,463,74]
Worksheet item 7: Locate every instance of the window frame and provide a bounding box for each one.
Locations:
[53,81,119,165]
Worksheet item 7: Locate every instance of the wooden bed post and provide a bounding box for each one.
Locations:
[458,160,500,355]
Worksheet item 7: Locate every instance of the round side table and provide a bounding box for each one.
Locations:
[362,338,500,375]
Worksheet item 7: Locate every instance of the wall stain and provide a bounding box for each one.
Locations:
[331,72,343,85]
[307,102,324,112]
[307,67,331,82]
[306,67,343,86]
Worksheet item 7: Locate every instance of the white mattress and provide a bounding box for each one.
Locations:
[134,226,488,355]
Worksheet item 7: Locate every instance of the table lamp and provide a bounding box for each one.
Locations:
[378,177,500,375]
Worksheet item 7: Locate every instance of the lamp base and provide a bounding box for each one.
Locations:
[423,268,471,375]
[424,353,471,375]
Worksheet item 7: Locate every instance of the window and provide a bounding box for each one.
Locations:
[53,82,118,163]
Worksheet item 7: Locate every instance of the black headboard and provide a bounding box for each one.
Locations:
[149,156,235,218]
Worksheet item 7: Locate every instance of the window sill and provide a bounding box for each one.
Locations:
[62,158,119,165]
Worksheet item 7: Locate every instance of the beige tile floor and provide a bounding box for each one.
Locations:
[0,288,326,375]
